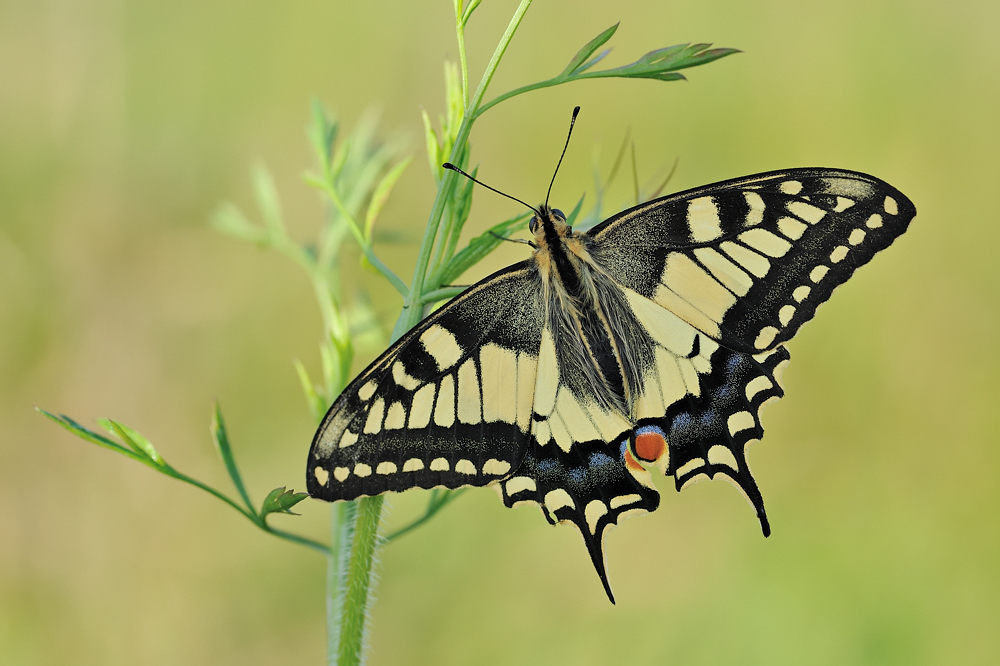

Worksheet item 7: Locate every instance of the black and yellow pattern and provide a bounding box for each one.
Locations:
[306,168,915,602]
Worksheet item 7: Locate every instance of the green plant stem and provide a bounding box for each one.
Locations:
[397,0,533,342]
[331,2,534,663]
[337,495,384,666]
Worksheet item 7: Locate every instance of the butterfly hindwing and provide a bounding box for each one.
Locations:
[307,262,544,500]
[589,168,915,353]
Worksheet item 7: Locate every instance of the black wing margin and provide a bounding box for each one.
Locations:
[307,261,544,500]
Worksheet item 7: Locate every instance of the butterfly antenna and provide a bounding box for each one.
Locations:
[442,163,541,217]
[545,106,581,209]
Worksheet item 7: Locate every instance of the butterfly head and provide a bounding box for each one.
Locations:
[529,205,568,236]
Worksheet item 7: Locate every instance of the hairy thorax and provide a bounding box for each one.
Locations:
[530,207,649,417]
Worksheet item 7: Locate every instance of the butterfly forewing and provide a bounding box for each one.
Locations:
[307,263,543,500]
[590,168,915,353]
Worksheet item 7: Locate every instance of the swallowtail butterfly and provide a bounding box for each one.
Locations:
[307,115,915,602]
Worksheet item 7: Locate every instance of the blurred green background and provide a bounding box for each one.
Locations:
[2,0,998,663]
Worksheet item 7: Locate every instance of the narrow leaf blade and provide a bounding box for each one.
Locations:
[560,23,619,78]
[37,408,133,456]
[437,212,531,286]
[106,420,166,468]
[212,403,254,512]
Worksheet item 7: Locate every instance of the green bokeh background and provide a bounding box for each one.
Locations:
[2,0,998,663]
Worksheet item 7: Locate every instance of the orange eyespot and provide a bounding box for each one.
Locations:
[634,431,667,463]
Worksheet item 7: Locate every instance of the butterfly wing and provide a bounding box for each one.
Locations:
[589,168,915,353]
[307,262,544,500]
[583,168,914,526]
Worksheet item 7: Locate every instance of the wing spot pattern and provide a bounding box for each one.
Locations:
[745,375,773,401]
[515,352,538,432]
[429,458,449,472]
[545,488,575,513]
[339,430,358,449]
[314,467,330,485]
[708,445,740,471]
[506,476,536,495]
[376,462,397,475]
[384,402,406,430]
[779,305,796,326]
[333,467,350,482]
[533,329,559,418]
[744,191,765,226]
[402,458,424,472]
[675,458,704,478]
[848,228,866,245]
[610,494,642,509]
[755,326,779,349]
[392,362,421,391]
[728,411,756,435]
[457,358,482,425]
[408,383,435,428]
[830,246,849,264]
[662,253,737,325]
[792,285,811,302]
[787,200,827,224]
[834,196,855,212]
[548,411,574,453]
[358,380,377,402]
[354,463,372,478]
[626,286,702,356]
[884,196,898,215]
[866,213,884,229]
[483,459,511,475]
[810,265,830,283]
[455,459,477,475]
[420,325,463,371]
[693,247,753,296]
[433,374,456,427]
[739,228,792,257]
[776,216,807,240]
[779,180,802,195]
[364,398,385,434]
[585,500,609,533]
[720,241,771,278]
[687,196,723,242]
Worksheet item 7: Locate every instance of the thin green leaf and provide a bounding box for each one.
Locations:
[560,23,618,78]
[436,211,531,286]
[37,408,135,456]
[460,0,483,26]
[563,194,586,227]
[211,204,269,246]
[260,487,310,519]
[420,107,441,178]
[364,157,412,242]
[252,164,285,236]
[294,359,327,423]
[104,419,166,468]
[309,99,338,173]
[211,403,255,513]
[674,46,741,69]
[573,48,611,75]
[581,43,740,80]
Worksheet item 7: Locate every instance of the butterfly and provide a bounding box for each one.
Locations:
[306,121,915,603]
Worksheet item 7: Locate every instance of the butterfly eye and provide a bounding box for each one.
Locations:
[552,208,565,221]
[528,216,539,233]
